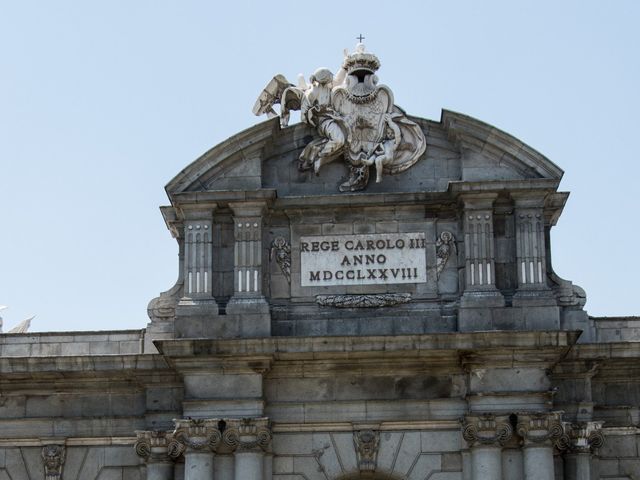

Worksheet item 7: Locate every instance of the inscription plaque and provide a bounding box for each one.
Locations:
[300,233,427,287]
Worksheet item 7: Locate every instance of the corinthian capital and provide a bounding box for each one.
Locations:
[172,419,222,452]
[223,417,272,453]
[556,422,605,453]
[462,413,513,447]
[516,412,564,446]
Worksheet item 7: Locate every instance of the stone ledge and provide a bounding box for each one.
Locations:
[156,330,580,358]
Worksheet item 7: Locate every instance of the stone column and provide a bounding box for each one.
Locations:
[134,431,178,480]
[558,422,604,480]
[502,437,523,480]
[214,426,236,480]
[180,209,218,312]
[224,418,272,480]
[173,419,222,480]
[517,412,564,480]
[263,452,273,480]
[459,194,504,308]
[462,413,513,480]
[214,454,235,480]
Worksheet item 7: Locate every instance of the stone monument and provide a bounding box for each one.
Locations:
[0,43,638,480]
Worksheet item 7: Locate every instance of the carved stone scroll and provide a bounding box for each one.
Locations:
[555,422,604,453]
[42,445,65,480]
[172,418,222,452]
[222,418,272,453]
[135,430,182,463]
[316,293,411,308]
[516,412,564,446]
[462,413,513,447]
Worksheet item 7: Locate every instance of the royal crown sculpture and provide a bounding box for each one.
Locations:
[253,43,426,192]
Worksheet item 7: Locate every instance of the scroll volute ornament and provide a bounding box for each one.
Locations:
[223,418,272,453]
[555,422,605,453]
[135,430,183,462]
[173,418,222,452]
[462,413,513,447]
[516,412,564,445]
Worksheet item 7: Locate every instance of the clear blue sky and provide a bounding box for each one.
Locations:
[1,1,638,332]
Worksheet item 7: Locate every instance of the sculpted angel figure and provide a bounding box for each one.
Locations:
[363,113,402,183]
[436,231,457,278]
[253,43,426,192]
[298,67,346,173]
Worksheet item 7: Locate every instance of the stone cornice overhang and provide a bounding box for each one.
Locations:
[169,188,277,210]
[552,342,640,381]
[276,191,455,211]
[449,179,569,226]
[155,331,580,375]
[0,354,177,392]
[266,179,567,214]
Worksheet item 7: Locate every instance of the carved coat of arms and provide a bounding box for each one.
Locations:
[253,43,426,192]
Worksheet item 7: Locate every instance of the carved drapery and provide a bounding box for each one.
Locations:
[462,413,513,447]
[42,445,65,480]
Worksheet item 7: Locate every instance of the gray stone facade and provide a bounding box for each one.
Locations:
[1,108,638,480]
